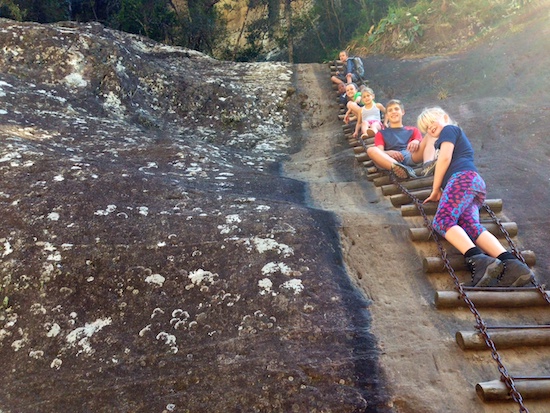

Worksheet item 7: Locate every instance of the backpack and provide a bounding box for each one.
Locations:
[352,56,365,77]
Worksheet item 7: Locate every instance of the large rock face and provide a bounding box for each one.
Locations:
[0,19,388,412]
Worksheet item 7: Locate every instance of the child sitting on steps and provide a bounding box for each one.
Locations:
[352,87,386,140]
[417,106,535,287]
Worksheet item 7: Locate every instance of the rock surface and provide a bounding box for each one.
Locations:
[0,19,388,413]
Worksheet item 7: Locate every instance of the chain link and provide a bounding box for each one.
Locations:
[482,203,550,305]
[388,173,530,413]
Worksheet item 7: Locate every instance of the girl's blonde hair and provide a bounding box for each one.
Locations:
[361,86,375,96]
[417,107,455,134]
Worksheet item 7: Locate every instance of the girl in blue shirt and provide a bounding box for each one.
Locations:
[417,107,534,287]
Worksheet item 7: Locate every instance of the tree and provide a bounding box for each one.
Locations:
[0,0,26,20]
[5,0,69,22]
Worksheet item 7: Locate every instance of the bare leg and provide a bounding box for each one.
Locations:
[444,225,476,254]
[474,230,507,257]
[445,226,506,256]
[366,147,401,170]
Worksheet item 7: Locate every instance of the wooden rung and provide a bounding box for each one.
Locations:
[410,222,517,241]
[435,289,550,309]
[355,153,370,162]
[372,174,392,186]
[358,137,375,145]
[390,189,432,206]
[401,199,503,216]
[476,379,550,401]
[366,171,385,181]
[362,160,374,168]
[423,250,536,273]
[381,176,434,196]
[456,328,550,350]
[353,146,365,154]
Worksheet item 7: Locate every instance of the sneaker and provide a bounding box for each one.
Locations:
[391,162,417,180]
[420,160,437,176]
[497,259,534,287]
[466,254,504,287]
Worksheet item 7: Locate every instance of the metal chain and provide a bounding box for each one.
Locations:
[389,174,530,413]
[482,202,550,305]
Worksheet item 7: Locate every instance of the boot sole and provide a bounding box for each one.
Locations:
[509,273,533,287]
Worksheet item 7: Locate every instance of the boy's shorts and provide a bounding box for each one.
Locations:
[337,73,358,83]
[401,150,420,167]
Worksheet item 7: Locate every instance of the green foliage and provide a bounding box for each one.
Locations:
[183,0,225,53]
[351,0,524,55]
[117,0,178,43]
[0,0,26,20]
[2,0,68,22]
[69,0,120,23]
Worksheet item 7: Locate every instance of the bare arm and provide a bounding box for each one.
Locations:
[353,109,363,138]
[424,141,454,203]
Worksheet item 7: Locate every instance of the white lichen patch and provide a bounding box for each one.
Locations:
[11,337,28,352]
[138,206,149,216]
[150,308,164,319]
[249,237,293,257]
[156,332,178,353]
[188,269,217,286]
[2,240,13,257]
[50,358,62,369]
[30,303,46,315]
[46,323,61,338]
[47,212,60,221]
[139,324,151,337]
[145,273,165,286]
[225,214,241,224]
[280,279,304,294]
[261,262,292,276]
[94,204,117,216]
[258,278,273,295]
[66,318,112,355]
[64,72,88,88]
[29,350,44,359]
[103,91,124,116]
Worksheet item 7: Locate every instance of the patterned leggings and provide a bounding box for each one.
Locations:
[433,171,487,240]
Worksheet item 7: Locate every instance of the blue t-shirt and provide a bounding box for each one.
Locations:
[435,125,477,188]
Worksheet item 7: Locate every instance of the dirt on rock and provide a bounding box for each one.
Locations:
[286,4,550,412]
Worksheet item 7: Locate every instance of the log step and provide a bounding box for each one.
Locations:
[390,189,432,206]
[410,222,518,242]
[435,289,549,309]
[423,250,536,273]
[456,327,550,350]
[401,199,503,216]
[381,176,434,196]
[355,153,370,162]
[476,378,550,401]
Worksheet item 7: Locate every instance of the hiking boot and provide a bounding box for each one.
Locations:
[366,128,376,138]
[391,162,417,180]
[466,254,504,287]
[497,259,534,287]
[420,160,437,176]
